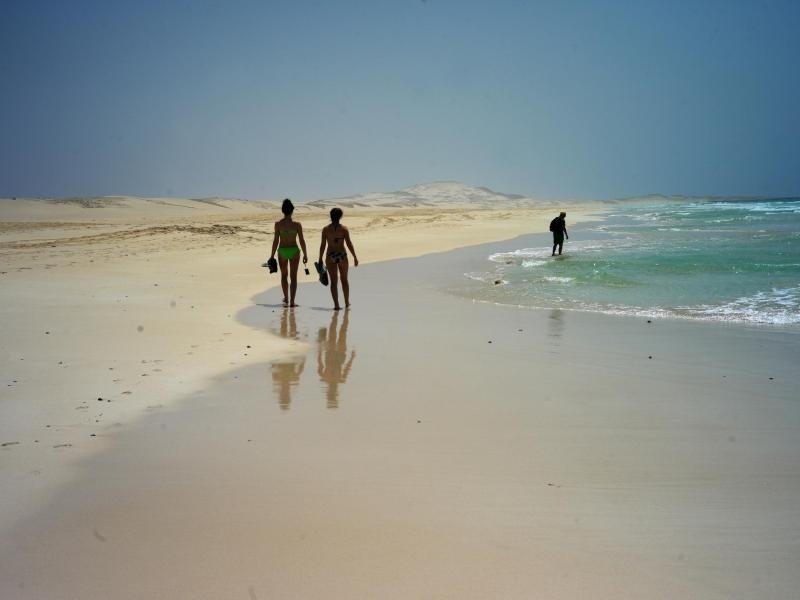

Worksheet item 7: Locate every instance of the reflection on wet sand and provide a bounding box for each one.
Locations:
[317,310,356,409]
[269,309,356,411]
[271,357,305,410]
[547,308,564,344]
[270,309,304,410]
[278,307,300,340]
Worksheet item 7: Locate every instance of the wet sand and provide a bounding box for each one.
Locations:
[2,232,799,599]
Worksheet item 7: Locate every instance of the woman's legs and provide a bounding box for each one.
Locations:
[278,257,289,303]
[326,258,341,310]
[338,259,350,307]
[288,255,300,306]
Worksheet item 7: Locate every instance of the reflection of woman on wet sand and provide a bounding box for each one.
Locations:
[270,306,305,410]
[318,207,358,310]
[269,199,308,308]
[277,305,300,340]
[317,310,355,409]
[271,358,305,411]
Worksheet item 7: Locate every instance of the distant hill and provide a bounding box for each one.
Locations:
[6,185,789,217]
[305,181,538,209]
[0,195,281,222]
[37,196,277,210]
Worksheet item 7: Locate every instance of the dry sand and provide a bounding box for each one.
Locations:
[1,197,798,599]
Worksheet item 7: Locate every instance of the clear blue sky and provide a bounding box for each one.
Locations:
[1,0,798,200]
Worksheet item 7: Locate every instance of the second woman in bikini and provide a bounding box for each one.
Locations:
[269,198,308,307]
[318,207,358,310]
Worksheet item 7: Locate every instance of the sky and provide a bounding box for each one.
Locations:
[1,0,799,201]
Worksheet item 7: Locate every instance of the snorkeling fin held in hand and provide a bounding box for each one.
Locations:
[314,261,329,286]
[261,258,278,273]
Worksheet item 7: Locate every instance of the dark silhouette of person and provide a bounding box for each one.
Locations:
[549,211,569,256]
[318,207,359,310]
[268,199,308,307]
[317,309,355,409]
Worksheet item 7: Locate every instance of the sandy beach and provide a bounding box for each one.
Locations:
[1,196,799,599]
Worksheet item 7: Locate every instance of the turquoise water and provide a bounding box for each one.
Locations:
[462,199,800,325]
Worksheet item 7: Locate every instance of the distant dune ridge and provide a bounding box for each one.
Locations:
[306,181,536,208]
[0,181,585,258]
[0,182,537,212]
[2,182,792,217]
[0,195,277,210]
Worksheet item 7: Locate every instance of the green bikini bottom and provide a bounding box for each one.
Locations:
[277,246,300,260]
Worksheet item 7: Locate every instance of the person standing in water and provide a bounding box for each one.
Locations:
[269,198,308,307]
[318,207,358,310]
[549,211,569,256]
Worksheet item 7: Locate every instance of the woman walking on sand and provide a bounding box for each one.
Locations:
[269,199,308,307]
[318,207,358,310]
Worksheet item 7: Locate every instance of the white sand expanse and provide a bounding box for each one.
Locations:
[1,188,799,598]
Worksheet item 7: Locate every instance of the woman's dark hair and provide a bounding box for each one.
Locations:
[330,207,343,223]
[281,198,294,215]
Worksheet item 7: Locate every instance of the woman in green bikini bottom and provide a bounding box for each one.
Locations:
[269,199,308,307]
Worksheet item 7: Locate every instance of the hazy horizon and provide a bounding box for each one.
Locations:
[2,1,799,201]
[3,179,800,204]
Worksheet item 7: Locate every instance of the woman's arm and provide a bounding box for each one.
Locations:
[270,222,279,259]
[318,226,327,264]
[345,228,358,266]
[297,222,308,263]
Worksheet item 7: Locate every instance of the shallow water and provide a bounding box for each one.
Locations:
[458,199,800,325]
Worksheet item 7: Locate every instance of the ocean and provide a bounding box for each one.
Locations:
[459,198,800,326]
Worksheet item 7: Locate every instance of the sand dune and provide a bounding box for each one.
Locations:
[306,180,540,208]
[0,184,602,273]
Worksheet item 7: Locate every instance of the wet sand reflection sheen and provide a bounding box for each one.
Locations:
[277,307,300,340]
[547,309,564,345]
[317,310,355,409]
[270,309,305,410]
[271,357,305,410]
[270,309,356,410]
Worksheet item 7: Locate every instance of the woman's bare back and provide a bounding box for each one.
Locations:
[275,218,301,246]
[322,223,348,253]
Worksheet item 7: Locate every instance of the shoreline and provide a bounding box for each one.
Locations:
[2,223,799,598]
[448,214,800,331]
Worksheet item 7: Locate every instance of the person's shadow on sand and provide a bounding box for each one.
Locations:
[317,310,356,409]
